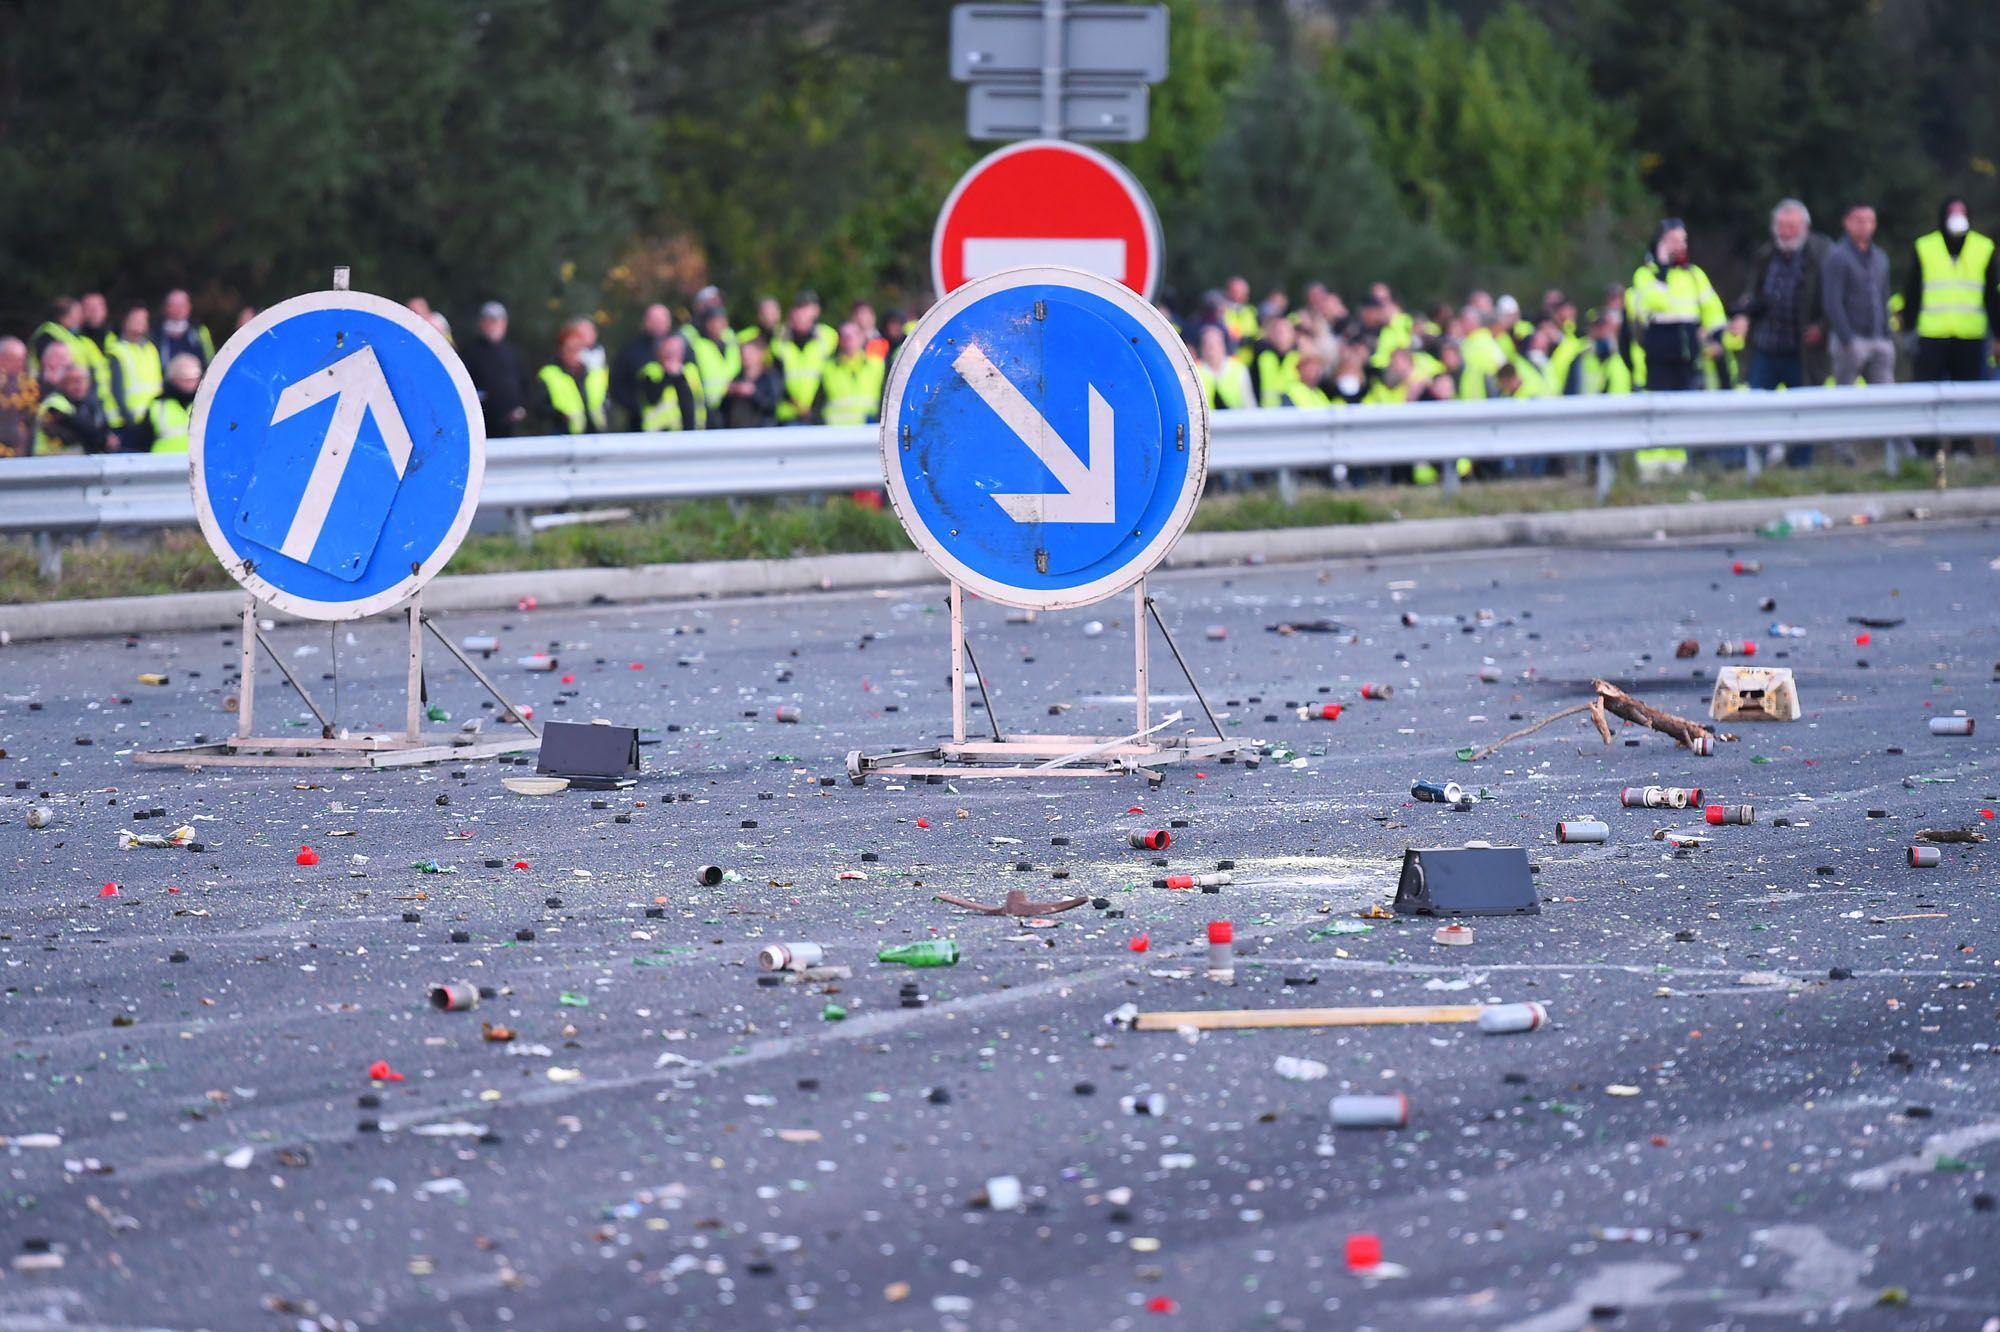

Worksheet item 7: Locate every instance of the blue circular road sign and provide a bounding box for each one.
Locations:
[881,266,1207,610]
[189,290,484,620]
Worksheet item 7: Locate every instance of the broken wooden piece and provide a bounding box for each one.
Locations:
[933,888,1091,916]
[1594,678,1734,747]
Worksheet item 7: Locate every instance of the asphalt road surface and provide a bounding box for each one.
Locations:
[2,521,1997,1332]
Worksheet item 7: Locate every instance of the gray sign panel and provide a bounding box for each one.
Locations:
[966,81,1150,142]
[951,3,1169,84]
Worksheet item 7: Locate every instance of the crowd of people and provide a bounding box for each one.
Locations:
[4,195,1994,482]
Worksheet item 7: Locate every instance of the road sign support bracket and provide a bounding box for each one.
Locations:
[850,576,1241,783]
[136,589,539,770]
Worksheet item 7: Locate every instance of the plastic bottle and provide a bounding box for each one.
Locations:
[877,939,959,967]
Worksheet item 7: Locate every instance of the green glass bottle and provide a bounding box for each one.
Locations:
[876,939,959,967]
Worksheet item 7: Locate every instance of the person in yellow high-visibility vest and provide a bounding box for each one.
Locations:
[1906,196,1997,387]
[109,304,164,426]
[813,323,887,426]
[769,291,837,424]
[534,329,608,434]
[1193,326,1252,410]
[141,355,202,453]
[1219,276,1260,350]
[1246,314,1299,408]
[637,334,707,432]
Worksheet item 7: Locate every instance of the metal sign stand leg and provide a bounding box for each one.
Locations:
[137,585,540,769]
[848,574,1246,783]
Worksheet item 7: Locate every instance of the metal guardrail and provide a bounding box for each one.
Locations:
[4,382,1998,541]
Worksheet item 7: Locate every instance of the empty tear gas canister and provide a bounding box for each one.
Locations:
[759,942,823,971]
[1330,1093,1408,1128]
[1705,804,1755,826]
[1205,625,1228,641]
[1476,1001,1547,1034]
[1929,716,1974,736]
[1296,703,1343,721]
[1908,845,1941,868]
[1477,664,1503,683]
[462,635,499,654]
[1206,920,1234,974]
[1412,779,1465,804]
[696,864,725,887]
[1689,735,1715,756]
[1127,829,1172,851]
[517,654,558,671]
[1157,872,1232,890]
[428,981,478,1011]
[1360,683,1395,700]
[774,705,802,723]
[1557,819,1610,844]
[1620,786,1700,810]
[1715,639,1758,657]
[1732,560,1761,575]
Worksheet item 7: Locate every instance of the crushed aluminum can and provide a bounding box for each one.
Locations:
[1411,779,1465,804]
[1557,819,1610,844]
[1126,829,1171,851]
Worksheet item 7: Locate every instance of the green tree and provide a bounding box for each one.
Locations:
[1330,3,1650,292]
[0,0,658,343]
[1175,42,1456,304]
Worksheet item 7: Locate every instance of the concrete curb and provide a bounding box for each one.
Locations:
[3,487,1990,642]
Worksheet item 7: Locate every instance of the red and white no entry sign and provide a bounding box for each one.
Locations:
[931,139,1162,302]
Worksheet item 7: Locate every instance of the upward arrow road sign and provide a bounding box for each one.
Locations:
[191,290,484,620]
[881,266,1206,611]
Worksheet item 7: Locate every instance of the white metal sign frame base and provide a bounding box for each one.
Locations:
[135,590,541,771]
[848,578,1241,783]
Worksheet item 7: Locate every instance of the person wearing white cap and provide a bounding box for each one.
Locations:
[460,301,530,437]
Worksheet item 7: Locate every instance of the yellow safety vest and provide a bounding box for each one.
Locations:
[1627,263,1725,335]
[1254,347,1299,408]
[538,364,608,434]
[768,324,837,421]
[35,391,77,456]
[1913,230,1994,340]
[110,335,164,420]
[1279,380,1331,408]
[684,329,741,408]
[818,352,886,426]
[148,396,192,453]
[1196,360,1252,410]
[637,363,707,431]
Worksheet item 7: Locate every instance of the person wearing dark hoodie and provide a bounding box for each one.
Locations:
[1904,196,1998,386]
[1624,217,1725,393]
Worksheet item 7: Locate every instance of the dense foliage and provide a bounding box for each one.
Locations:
[2,0,1992,343]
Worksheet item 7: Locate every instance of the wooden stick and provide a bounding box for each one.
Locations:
[1133,1004,1485,1032]
[1465,701,1598,761]
[1592,678,1733,747]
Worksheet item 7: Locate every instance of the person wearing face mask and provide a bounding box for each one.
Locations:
[1625,218,1726,396]
[1905,197,1997,388]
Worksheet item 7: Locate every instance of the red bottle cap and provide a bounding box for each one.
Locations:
[1704,805,1723,825]
[1207,921,1233,945]
[1346,1232,1383,1270]
[296,846,319,866]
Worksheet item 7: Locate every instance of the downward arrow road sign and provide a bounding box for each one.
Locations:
[953,343,1117,524]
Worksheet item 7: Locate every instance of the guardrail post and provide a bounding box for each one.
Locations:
[510,508,532,545]
[34,532,61,583]
[1594,451,1613,503]
[1275,468,1298,507]
[1743,444,1761,482]
[1441,464,1460,497]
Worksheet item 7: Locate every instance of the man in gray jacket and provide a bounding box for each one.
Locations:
[1822,203,1904,467]
[1822,204,1895,387]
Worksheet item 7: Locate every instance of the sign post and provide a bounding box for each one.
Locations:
[850,266,1238,783]
[138,275,538,769]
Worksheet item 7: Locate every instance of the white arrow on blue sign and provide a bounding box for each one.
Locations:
[881,266,1207,610]
[189,290,485,620]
